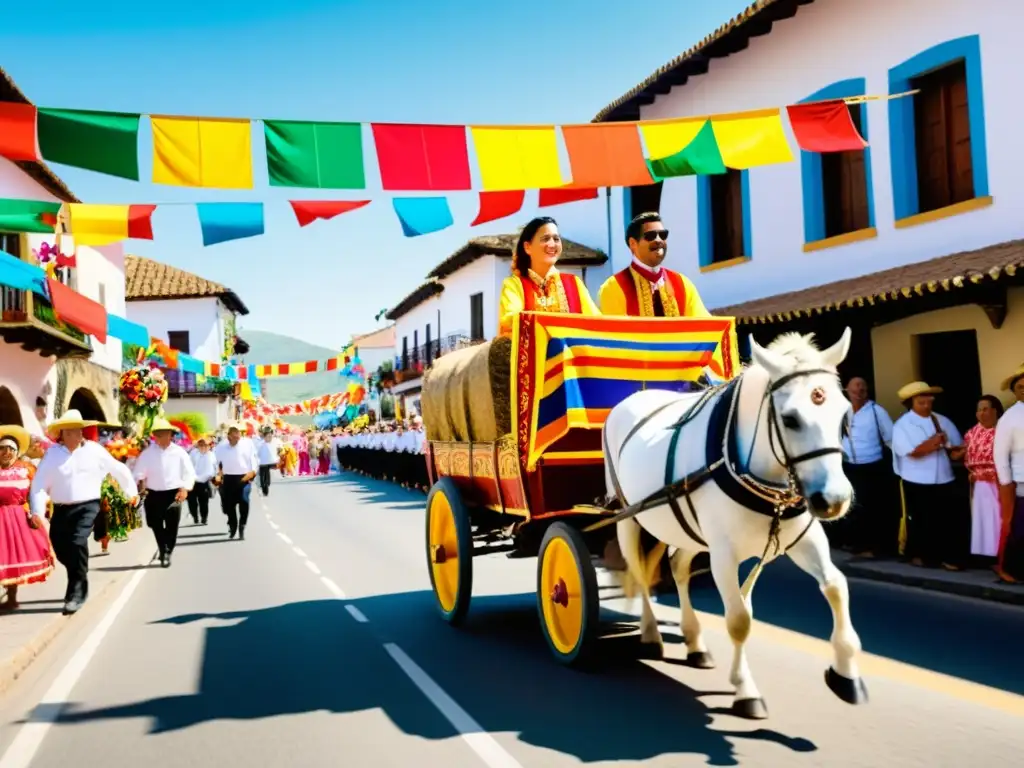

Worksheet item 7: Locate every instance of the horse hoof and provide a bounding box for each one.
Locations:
[685,651,716,669]
[825,667,869,705]
[732,697,768,720]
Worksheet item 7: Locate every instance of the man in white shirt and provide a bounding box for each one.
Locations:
[994,363,1024,582]
[839,377,898,557]
[214,425,259,540]
[255,425,282,496]
[29,410,139,615]
[891,381,965,569]
[187,436,218,525]
[133,419,196,568]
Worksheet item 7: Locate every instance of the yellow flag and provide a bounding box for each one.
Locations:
[639,119,706,160]
[68,204,131,246]
[151,116,254,189]
[239,381,254,401]
[470,126,565,191]
[710,109,794,169]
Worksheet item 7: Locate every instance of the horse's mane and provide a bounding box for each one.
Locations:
[762,331,834,370]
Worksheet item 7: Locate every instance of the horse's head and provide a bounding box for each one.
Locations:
[748,327,853,521]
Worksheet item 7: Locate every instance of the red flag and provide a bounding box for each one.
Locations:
[786,101,867,153]
[304,360,318,373]
[289,200,370,227]
[325,357,339,371]
[0,102,39,161]
[371,124,472,191]
[127,204,157,239]
[538,186,599,207]
[46,278,108,342]
[471,190,525,226]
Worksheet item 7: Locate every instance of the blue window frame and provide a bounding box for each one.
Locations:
[798,78,875,244]
[888,35,989,221]
[697,170,751,268]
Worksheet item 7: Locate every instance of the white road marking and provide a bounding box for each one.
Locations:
[265,513,272,520]
[384,644,523,768]
[304,560,321,575]
[0,569,148,768]
[320,576,345,598]
[344,605,369,623]
[269,522,280,530]
[292,546,307,558]
[277,532,293,545]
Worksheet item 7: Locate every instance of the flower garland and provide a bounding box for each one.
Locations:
[101,475,142,541]
[119,364,168,431]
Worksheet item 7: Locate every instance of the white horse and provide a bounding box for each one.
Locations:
[602,327,866,719]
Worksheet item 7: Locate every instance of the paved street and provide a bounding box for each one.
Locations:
[0,473,1022,767]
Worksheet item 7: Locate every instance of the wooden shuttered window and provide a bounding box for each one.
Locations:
[710,169,744,263]
[821,104,869,237]
[912,60,974,214]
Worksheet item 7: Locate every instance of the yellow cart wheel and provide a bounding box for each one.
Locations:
[425,477,473,626]
[537,522,599,667]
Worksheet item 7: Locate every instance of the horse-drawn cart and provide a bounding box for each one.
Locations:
[421,311,738,666]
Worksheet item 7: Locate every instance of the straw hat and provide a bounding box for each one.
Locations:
[46,409,98,439]
[0,425,30,456]
[149,417,179,433]
[897,381,943,403]
[1001,362,1024,392]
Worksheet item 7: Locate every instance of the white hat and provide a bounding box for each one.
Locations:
[45,409,98,439]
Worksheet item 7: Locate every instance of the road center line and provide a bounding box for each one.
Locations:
[269,522,280,530]
[0,569,148,768]
[320,576,345,598]
[304,560,321,575]
[384,643,523,768]
[277,532,293,545]
[292,546,307,558]
[344,605,369,623]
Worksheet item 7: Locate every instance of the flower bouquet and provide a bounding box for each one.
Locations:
[101,475,142,542]
[119,364,168,431]
[103,436,143,462]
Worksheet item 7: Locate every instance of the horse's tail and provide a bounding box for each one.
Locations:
[608,520,667,600]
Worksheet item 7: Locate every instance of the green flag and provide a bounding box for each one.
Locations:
[37,108,141,180]
[264,120,365,189]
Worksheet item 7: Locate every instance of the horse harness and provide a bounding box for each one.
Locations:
[589,367,847,562]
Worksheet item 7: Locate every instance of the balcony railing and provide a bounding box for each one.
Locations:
[164,368,236,397]
[394,333,485,383]
[0,285,91,357]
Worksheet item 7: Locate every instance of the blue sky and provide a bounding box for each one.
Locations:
[1,0,751,350]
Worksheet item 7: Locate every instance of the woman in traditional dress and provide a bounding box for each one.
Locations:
[497,216,600,337]
[0,425,55,610]
[297,433,310,476]
[317,434,331,475]
[963,395,1004,561]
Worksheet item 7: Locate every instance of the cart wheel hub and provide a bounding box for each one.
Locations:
[431,544,447,564]
[550,578,569,607]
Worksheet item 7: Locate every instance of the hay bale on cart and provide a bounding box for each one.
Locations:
[421,337,512,442]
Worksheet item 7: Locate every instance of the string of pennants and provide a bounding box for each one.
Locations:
[0,95,892,243]
[0,247,357,381]
[242,391,353,418]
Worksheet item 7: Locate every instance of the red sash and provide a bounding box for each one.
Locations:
[519,273,582,313]
[613,267,687,317]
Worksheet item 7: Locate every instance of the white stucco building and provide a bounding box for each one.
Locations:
[124,255,250,430]
[0,69,126,431]
[591,0,1023,431]
[385,234,607,415]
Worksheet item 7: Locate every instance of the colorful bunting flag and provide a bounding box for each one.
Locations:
[470,126,565,191]
[786,101,867,153]
[561,124,653,187]
[371,124,472,191]
[0,249,47,294]
[0,199,61,234]
[711,109,794,169]
[106,313,149,347]
[264,120,365,189]
[644,120,725,178]
[151,116,253,189]
[36,108,141,180]
[392,197,453,237]
[0,103,39,161]
[289,200,370,227]
[195,203,264,246]
[471,190,525,226]
[46,277,107,342]
[538,186,599,207]
[178,354,205,374]
[69,204,156,246]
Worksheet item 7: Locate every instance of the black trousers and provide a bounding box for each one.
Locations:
[220,475,251,533]
[842,460,901,556]
[902,479,969,566]
[187,481,212,523]
[50,500,102,603]
[259,464,274,495]
[145,489,183,556]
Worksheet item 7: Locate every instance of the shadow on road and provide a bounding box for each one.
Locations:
[50,592,815,765]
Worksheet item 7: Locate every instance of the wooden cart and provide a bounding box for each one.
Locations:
[422,312,738,666]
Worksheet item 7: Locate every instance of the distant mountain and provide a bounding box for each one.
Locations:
[239,329,346,406]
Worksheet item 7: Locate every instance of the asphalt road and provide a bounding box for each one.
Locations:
[0,472,1022,767]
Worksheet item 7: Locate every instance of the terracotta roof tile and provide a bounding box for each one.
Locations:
[124,254,249,315]
[713,239,1024,323]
